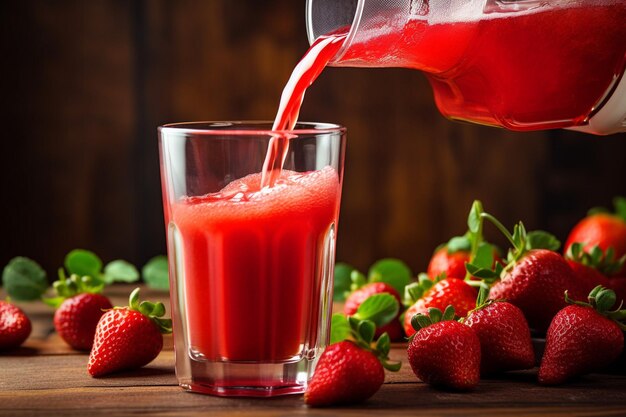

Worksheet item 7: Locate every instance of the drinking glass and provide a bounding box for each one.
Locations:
[158,121,346,396]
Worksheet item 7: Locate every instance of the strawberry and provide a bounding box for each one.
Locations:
[88,288,172,377]
[305,341,384,406]
[538,286,626,385]
[464,202,586,332]
[344,282,404,341]
[565,243,623,296]
[403,274,477,337]
[0,301,32,350]
[306,293,401,406]
[54,293,113,351]
[463,289,534,375]
[564,197,626,276]
[407,306,480,390]
[427,234,501,280]
[45,271,112,351]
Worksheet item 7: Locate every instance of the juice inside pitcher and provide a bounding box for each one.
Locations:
[308,0,626,132]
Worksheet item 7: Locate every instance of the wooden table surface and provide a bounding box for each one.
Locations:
[2,286,626,417]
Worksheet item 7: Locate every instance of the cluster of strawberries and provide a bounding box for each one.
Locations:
[0,257,171,377]
[306,197,626,406]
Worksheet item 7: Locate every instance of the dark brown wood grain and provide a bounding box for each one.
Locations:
[1,1,626,278]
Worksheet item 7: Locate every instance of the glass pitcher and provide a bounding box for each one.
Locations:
[306,0,626,135]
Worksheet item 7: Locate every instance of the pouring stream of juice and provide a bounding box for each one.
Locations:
[261,33,346,188]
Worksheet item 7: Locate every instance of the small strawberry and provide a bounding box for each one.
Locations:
[464,202,586,332]
[463,289,534,375]
[0,301,32,350]
[407,306,481,390]
[403,274,477,337]
[45,271,113,351]
[88,288,172,377]
[564,197,626,276]
[427,234,501,280]
[344,282,404,341]
[306,294,401,406]
[565,243,623,295]
[538,286,626,385]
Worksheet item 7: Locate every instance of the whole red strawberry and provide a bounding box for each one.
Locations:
[344,282,404,341]
[88,288,172,377]
[407,306,480,390]
[428,246,470,280]
[564,197,626,276]
[0,301,31,350]
[490,249,585,332]
[403,275,477,337]
[306,295,401,407]
[54,293,113,351]
[45,272,113,351]
[305,341,384,406]
[539,286,625,385]
[463,290,534,375]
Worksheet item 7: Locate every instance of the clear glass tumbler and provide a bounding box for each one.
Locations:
[158,121,346,397]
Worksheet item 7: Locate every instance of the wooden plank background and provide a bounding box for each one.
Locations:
[1,0,625,276]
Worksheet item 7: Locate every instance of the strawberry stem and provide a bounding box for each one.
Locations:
[480,213,519,250]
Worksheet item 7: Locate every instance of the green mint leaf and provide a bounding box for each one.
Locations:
[142,256,169,291]
[468,200,484,234]
[358,320,376,344]
[352,293,399,327]
[473,242,495,269]
[447,235,471,253]
[330,313,350,344]
[614,196,626,221]
[333,262,354,301]
[2,257,48,301]
[368,258,412,295]
[526,231,560,251]
[65,249,102,278]
[103,260,140,284]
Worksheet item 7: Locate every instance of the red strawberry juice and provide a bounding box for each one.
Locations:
[170,167,341,362]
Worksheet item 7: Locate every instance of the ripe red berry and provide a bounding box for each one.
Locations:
[54,293,113,351]
[0,301,31,350]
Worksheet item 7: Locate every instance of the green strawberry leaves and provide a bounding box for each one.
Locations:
[330,293,401,372]
[446,235,472,253]
[128,287,172,334]
[2,257,48,301]
[142,256,169,291]
[351,293,400,328]
[566,243,625,276]
[403,273,438,306]
[104,260,140,284]
[368,259,412,295]
[333,262,353,301]
[464,200,560,283]
[410,305,456,332]
[338,258,412,301]
[565,286,626,330]
[65,249,140,285]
